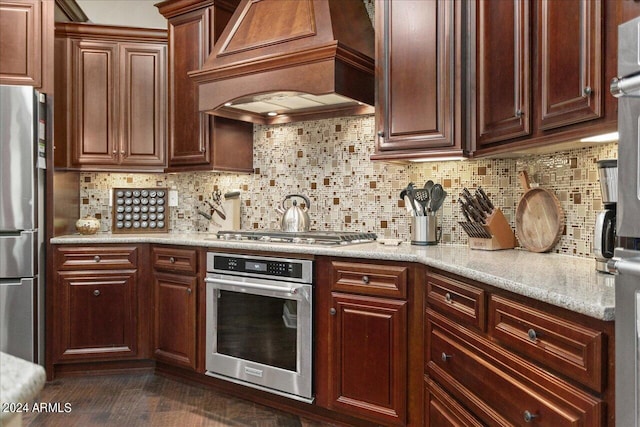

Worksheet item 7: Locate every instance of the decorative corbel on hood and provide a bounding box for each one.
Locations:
[188,0,375,125]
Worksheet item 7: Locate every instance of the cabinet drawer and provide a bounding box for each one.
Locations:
[56,246,138,270]
[488,295,605,392]
[152,246,197,274]
[425,377,483,427]
[426,273,486,331]
[330,261,407,299]
[426,310,603,427]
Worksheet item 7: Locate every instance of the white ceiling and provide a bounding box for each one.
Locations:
[76,0,167,29]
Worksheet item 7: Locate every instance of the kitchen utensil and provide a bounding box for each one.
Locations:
[405,183,421,216]
[475,188,493,214]
[515,171,564,252]
[276,194,312,232]
[477,187,494,210]
[399,189,414,215]
[424,180,434,193]
[412,188,430,215]
[206,200,226,220]
[429,184,446,212]
[458,198,472,222]
[224,191,241,199]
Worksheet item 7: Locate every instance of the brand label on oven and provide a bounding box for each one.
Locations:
[244,367,263,378]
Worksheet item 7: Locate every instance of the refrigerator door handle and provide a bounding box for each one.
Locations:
[608,256,640,276]
[611,75,640,98]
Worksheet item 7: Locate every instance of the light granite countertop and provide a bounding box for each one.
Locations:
[0,352,46,421]
[51,232,616,321]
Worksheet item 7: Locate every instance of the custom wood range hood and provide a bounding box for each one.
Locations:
[188,0,375,125]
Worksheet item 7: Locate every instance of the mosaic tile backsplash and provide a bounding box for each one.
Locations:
[79,114,617,258]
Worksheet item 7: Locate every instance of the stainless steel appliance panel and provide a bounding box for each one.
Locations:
[0,278,35,361]
[205,273,313,402]
[0,85,37,231]
[613,16,640,427]
[617,95,640,238]
[0,231,36,278]
[613,249,640,427]
[614,17,640,238]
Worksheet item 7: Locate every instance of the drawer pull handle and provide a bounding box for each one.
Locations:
[445,293,452,303]
[169,257,176,264]
[93,290,101,296]
[330,308,336,316]
[441,353,452,362]
[523,410,538,423]
[362,275,370,284]
[94,255,101,263]
[527,329,538,342]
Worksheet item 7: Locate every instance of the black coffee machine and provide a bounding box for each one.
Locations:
[594,159,617,273]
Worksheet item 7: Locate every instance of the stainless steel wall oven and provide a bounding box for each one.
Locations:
[205,253,313,402]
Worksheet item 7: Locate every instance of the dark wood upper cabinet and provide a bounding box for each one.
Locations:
[536,0,602,130]
[372,0,467,161]
[475,0,531,147]
[0,0,54,92]
[54,23,167,171]
[470,0,629,157]
[156,0,253,173]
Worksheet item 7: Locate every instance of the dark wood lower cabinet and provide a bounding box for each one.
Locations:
[424,269,614,427]
[326,293,407,425]
[54,270,138,361]
[153,272,197,369]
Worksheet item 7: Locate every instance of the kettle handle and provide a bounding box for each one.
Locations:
[282,194,311,210]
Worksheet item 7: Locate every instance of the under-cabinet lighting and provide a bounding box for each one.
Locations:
[409,156,467,163]
[224,102,233,107]
[267,112,278,117]
[580,132,619,143]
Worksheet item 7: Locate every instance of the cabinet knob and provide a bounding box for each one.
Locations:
[93,289,101,296]
[169,257,176,264]
[523,410,538,423]
[186,288,192,294]
[527,328,538,342]
[112,149,117,155]
[515,109,524,118]
[330,308,337,316]
[362,275,370,284]
[377,131,384,137]
[583,86,593,96]
[120,149,125,155]
[441,352,452,362]
[94,255,101,263]
[445,292,452,303]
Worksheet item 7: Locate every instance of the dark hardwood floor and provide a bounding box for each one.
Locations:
[23,373,339,427]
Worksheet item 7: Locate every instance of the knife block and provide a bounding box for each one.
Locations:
[465,208,516,251]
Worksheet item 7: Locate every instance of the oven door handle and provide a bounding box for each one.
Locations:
[205,276,305,297]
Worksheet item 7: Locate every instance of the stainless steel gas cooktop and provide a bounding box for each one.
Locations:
[216,230,377,246]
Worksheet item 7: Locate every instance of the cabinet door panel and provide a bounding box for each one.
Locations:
[71,40,119,166]
[476,0,530,146]
[119,43,166,167]
[167,9,211,167]
[153,273,197,369]
[329,292,407,425]
[537,0,601,130]
[376,0,459,153]
[0,0,41,86]
[57,271,137,360]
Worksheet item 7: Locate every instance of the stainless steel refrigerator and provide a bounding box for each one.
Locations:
[610,16,640,427]
[0,85,47,365]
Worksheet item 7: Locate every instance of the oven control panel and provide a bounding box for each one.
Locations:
[209,253,313,283]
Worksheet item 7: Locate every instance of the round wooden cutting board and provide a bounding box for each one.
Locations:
[515,171,565,253]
